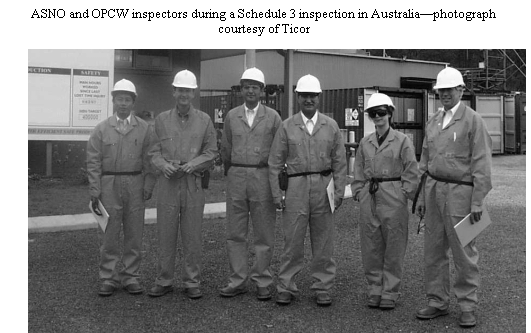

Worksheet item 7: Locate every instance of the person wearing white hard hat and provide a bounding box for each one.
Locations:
[414,67,492,327]
[86,79,157,296]
[219,67,282,301]
[147,69,218,299]
[268,74,347,306]
[351,93,418,310]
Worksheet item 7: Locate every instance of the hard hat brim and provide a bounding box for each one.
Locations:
[295,89,322,93]
[172,84,198,89]
[112,90,137,97]
[433,83,463,90]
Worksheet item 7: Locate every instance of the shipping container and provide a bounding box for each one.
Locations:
[504,93,526,154]
[475,95,504,154]
[200,90,231,128]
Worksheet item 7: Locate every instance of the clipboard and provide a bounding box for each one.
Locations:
[327,178,335,213]
[454,209,492,247]
[89,200,109,232]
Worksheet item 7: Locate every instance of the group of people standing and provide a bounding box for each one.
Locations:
[86,66,492,328]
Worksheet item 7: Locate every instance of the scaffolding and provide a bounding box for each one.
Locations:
[460,49,526,92]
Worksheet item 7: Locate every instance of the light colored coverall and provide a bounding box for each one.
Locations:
[351,128,418,301]
[418,102,492,312]
[87,115,156,287]
[268,111,347,295]
[149,107,217,288]
[221,104,282,289]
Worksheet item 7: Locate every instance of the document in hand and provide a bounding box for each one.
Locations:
[454,209,492,247]
[89,200,109,232]
[327,178,335,213]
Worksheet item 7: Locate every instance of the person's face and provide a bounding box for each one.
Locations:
[173,87,195,109]
[437,87,462,110]
[297,92,320,116]
[241,80,262,107]
[113,93,135,119]
[367,107,390,127]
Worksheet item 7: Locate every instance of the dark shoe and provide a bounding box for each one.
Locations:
[367,295,381,308]
[379,299,395,310]
[124,283,144,295]
[148,285,173,297]
[416,306,449,320]
[316,292,332,306]
[276,292,292,305]
[459,311,477,327]
[185,287,203,299]
[256,287,272,301]
[219,285,247,297]
[98,284,116,297]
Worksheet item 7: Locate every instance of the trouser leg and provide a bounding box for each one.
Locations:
[154,178,180,287]
[99,177,122,287]
[276,211,308,295]
[447,216,479,312]
[424,183,450,310]
[359,212,384,297]
[120,175,145,286]
[180,177,205,288]
[381,208,408,301]
[249,199,276,288]
[308,211,336,292]
[225,196,250,288]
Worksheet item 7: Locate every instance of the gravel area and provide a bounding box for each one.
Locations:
[27,155,526,332]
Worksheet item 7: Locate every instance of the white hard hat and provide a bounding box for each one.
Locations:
[172,70,198,89]
[366,93,395,111]
[433,67,465,89]
[295,74,322,93]
[241,67,265,85]
[112,79,137,97]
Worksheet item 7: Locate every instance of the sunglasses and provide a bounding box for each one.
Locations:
[367,109,389,118]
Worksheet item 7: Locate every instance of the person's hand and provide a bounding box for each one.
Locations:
[353,192,360,202]
[91,196,102,216]
[143,190,152,201]
[275,197,286,211]
[334,197,343,211]
[181,162,195,174]
[416,203,425,218]
[162,163,178,179]
[470,206,483,224]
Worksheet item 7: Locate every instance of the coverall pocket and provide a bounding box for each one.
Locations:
[287,140,302,164]
[102,138,117,157]
[160,135,175,154]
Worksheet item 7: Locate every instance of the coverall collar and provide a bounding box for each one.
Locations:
[368,127,396,153]
[111,113,137,135]
[171,105,196,122]
[441,101,464,130]
[297,111,323,135]
[239,103,265,129]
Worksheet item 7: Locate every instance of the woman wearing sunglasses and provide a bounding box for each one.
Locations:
[351,93,419,310]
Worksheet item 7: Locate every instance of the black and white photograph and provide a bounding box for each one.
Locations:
[20,2,527,332]
[27,47,526,332]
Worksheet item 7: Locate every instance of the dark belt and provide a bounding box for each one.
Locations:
[288,169,333,178]
[230,162,268,168]
[368,177,401,194]
[411,171,474,214]
[102,171,142,176]
[368,177,401,216]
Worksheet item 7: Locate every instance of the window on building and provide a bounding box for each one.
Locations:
[114,49,172,71]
